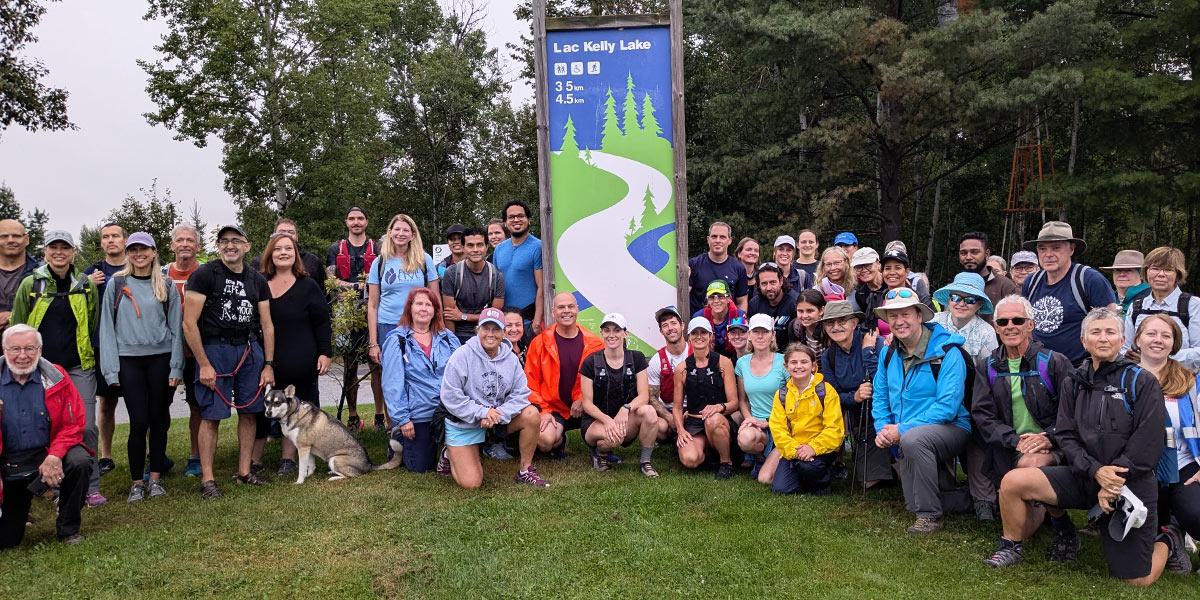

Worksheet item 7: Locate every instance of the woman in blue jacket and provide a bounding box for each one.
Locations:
[382,287,460,473]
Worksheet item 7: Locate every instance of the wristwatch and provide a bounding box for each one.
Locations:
[263,360,274,367]
[460,313,467,321]
[622,403,632,411]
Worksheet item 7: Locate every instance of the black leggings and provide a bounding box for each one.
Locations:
[1159,461,1200,539]
[119,354,174,480]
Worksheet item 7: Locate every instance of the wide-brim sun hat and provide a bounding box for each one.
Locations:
[1022,221,1086,255]
[1100,249,1145,271]
[933,272,994,315]
[874,287,935,322]
[818,300,865,324]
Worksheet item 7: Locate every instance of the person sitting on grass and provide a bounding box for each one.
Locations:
[578,313,660,477]
[971,295,1073,530]
[439,307,547,488]
[765,344,844,495]
[872,287,973,534]
[673,317,739,480]
[736,314,786,479]
[983,308,1181,586]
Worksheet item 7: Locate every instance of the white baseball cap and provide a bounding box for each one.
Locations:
[748,313,774,331]
[850,247,880,267]
[687,316,713,334]
[600,312,627,330]
[774,235,797,249]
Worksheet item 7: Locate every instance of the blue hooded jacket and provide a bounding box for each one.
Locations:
[382,326,460,426]
[871,322,972,435]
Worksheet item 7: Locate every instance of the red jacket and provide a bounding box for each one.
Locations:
[525,325,605,419]
[0,358,89,502]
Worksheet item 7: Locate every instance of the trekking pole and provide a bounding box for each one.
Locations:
[857,396,870,497]
[845,408,856,497]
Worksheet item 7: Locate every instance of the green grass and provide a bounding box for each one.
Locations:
[2,407,1194,599]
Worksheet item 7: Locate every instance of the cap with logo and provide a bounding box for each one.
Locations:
[834,232,859,246]
[850,247,880,267]
[477,307,505,329]
[43,230,76,248]
[687,316,714,334]
[600,312,628,330]
[706,280,731,297]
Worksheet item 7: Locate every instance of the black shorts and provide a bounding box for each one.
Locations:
[1041,466,1158,579]
[95,373,121,401]
[181,357,198,407]
[581,415,636,448]
[552,413,581,432]
[682,414,738,437]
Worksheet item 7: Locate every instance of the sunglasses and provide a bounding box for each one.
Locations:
[948,293,980,305]
[757,262,780,272]
[708,293,730,299]
[885,289,915,300]
[995,317,1029,326]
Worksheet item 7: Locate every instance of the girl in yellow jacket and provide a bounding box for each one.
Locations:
[767,344,845,495]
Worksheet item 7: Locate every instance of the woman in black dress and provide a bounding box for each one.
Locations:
[257,232,332,475]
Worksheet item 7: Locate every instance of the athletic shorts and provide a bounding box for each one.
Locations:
[581,415,636,448]
[1041,466,1158,579]
[551,413,581,432]
[682,414,737,437]
[181,357,198,406]
[194,342,266,421]
[445,422,486,447]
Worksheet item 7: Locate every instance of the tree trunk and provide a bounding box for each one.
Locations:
[1061,99,1079,221]
[878,0,905,243]
[925,141,949,272]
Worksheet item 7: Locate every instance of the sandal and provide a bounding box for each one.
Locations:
[640,461,659,478]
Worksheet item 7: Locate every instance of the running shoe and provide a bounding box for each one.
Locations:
[147,478,167,499]
[548,433,568,460]
[640,461,659,478]
[482,443,514,460]
[127,483,145,503]
[830,461,848,480]
[1048,528,1081,563]
[347,415,363,434]
[1163,525,1193,574]
[714,462,734,480]
[233,471,272,485]
[144,456,175,483]
[184,457,202,478]
[250,461,265,476]
[515,465,549,488]
[906,517,944,534]
[974,500,997,522]
[436,449,452,476]
[59,533,84,546]
[97,458,115,476]
[1079,520,1101,537]
[604,452,622,464]
[983,538,1023,567]
[749,456,764,479]
[589,447,611,472]
[85,492,107,507]
[199,480,223,500]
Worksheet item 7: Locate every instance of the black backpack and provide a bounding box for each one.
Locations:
[883,341,976,410]
[1129,292,1192,330]
[592,350,638,414]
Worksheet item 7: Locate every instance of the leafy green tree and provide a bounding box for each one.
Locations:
[103,179,182,262]
[0,183,19,220]
[0,0,73,134]
[23,207,46,248]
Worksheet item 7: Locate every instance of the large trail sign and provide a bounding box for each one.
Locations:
[536,14,684,354]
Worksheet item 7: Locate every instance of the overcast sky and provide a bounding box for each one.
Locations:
[0,0,532,243]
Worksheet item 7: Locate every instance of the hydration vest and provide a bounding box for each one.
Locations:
[335,239,377,281]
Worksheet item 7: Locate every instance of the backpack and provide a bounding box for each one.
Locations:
[109,274,169,326]
[30,275,91,302]
[987,350,1056,402]
[1025,263,1096,314]
[1101,365,1178,485]
[883,340,976,409]
[198,263,261,338]
[593,350,637,414]
[656,345,690,405]
[775,378,828,435]
[335,239,377,281]
[450,261,499,305]
[1129,292,1193,330]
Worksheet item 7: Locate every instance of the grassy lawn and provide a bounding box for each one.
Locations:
[2,406,1194,599]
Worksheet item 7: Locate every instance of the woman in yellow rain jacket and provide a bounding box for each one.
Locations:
[767,344,845,495]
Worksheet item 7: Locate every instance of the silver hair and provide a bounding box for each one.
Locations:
[171,223,202,240]
[989,255,1007,271]
[1081,307,1124,334]
[2,323,43,347]
[994,294,1033,320]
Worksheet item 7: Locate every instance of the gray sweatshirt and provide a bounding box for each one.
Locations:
[98,274,184,385]
[440,336,530,427]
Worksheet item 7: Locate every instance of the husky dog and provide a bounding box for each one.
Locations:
[263,385,402,483]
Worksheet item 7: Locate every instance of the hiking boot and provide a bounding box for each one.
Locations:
[436,449,451,476]
[127,483,146,503]
[277,459,298,475]
[374,414,387,431]
[1079,520,1101,537]
[59,533,84,546]
[714,462,734,480]
[515,465,549,488]
[1163,525,1193,574]
[906,517,944,534]
[184,457,202,478]
[85,492,107,507]
[147,478,167,499]
[1048,528,1081,563]
[200,480,223,500]
[234,471,272,485]
[482,443,514,460]
[983,538,1024,568]
[589,448,612,472]
[347,415,363,434]
[974,500,997,522]
[640,461,659,478]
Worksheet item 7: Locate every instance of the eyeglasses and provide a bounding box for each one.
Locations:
[885,289,915,300]
[708,293,729,299]
[217,238,247,247]
[4,345,41,355]
[995,317,1029,326]
[852,264,875,272]
[948,293,980,305]
[505,214,528,221]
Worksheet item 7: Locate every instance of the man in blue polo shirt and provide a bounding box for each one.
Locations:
[493,201,544,335]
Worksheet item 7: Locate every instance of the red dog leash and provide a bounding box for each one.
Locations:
[210,344,265,409]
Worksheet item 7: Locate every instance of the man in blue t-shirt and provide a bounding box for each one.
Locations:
[492,200,544,334]
[1021,221,1117,363]
[84,222,127,480]
[687,222,749,315]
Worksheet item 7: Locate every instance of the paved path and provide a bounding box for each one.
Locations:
[111,365,375,424]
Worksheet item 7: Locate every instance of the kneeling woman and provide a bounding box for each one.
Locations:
[382,287,460,473]
[439,307,547,488]
[579,313,660,476]
[673,317,739,479]
[766,344,844,494]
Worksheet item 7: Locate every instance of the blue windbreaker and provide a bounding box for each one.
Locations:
[871,322,972,435]
[382,326,460,426]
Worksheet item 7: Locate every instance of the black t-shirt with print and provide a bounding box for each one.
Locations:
[186,261,268,338]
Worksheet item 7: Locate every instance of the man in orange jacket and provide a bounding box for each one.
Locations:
[526,292,604,457]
